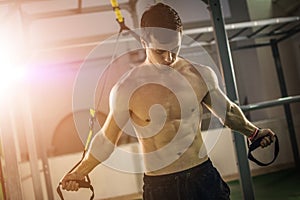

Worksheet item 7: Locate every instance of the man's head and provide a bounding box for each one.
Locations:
[140,3,183,65]
[141,3,182,32]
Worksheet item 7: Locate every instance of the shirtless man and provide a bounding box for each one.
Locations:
[61,3,275,199]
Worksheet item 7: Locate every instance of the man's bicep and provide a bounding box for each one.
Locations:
[108,83,131,132]
[198,65,219,92]
[101,112,124,145]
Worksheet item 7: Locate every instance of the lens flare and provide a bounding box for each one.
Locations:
[0,27,26,103]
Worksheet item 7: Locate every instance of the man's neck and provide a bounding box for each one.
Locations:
[145,58,178,68]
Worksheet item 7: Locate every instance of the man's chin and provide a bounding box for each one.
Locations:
[161,60,175,66]
[150,60,175,66]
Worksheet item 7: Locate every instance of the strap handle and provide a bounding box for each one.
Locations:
[247,135,279,166]
[56,155,95,200]
[57,178,94,200]
[57,148,95,200]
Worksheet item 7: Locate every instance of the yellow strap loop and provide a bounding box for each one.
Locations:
[89,108,95,118]
[110,0,124,23]
[85,129,94,151]
[84,108,96,151]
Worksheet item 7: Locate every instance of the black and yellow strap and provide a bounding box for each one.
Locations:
[57,0,140,198]
[110,0,130,32]
[86,108,96,151]
[110,0,140,41]
[57,108,96,200]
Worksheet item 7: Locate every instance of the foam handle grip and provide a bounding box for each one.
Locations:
[77,180,92,188]
[57,179,94,200]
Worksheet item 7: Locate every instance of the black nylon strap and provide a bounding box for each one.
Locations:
[247,135,279,166]
[117,20,141,42]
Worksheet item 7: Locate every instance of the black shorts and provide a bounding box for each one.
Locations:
[143,159,230,200]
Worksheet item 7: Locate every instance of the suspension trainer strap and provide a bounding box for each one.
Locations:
[57,156,95,200]
[86,108,96,150]
[247,135,279,166]
[56,151,95,200]
[58,1,140,198]
[110,0,129,32]
[56,109,96,200]
[110,0,140,41]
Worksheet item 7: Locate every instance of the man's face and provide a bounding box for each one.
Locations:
[144,31,182,66]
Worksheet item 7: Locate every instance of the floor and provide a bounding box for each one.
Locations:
[1,168,297,200]
[228,167,300,200]
[126,167,300,200]
[130,167,300,200]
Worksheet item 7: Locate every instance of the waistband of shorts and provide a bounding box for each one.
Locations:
[143,158,213,184]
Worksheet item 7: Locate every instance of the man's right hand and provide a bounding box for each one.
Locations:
[60,153,100,191]
[60,171,85,191]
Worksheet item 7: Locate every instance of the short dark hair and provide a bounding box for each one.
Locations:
[140,3,182,32]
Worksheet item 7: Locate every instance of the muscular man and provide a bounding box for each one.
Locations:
[61,3,275,199]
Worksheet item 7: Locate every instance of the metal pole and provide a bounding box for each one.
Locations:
[270,39,300,168]
[35,130,54,200]
[127,0,139,28]
[207,0,255,199]
[241,95,300,112]
[0,107,24,200]
[22,93,44,200]
[0,155,6,199]
[19,5,50,199]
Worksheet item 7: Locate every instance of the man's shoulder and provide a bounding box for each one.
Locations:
[176,58,214,76]
[112,63,148,92]
[177,58,219,90]
[112,68,135,92]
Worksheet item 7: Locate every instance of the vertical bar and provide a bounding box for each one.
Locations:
[207,0,255,199]
[0,109,24,200]
[127,0,139,28]
[78,0,82,10]
[270,39,300,168]
[41,158,54,200]
[0,155,7,200]
[37,132,54,200]
[19,3,54,199]
[23,94,44,200]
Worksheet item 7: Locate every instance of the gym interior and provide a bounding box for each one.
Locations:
[0,0,300,199]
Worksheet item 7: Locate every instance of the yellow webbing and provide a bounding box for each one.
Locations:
[84,108,96,151]
[110,0,124,23]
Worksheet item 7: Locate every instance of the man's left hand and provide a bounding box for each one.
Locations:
[252,128,276,148]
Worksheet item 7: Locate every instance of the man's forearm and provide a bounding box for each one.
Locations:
[73,130,115,176]
[88,130,115,162]
[224,102,257,137]
[74,153,101,176]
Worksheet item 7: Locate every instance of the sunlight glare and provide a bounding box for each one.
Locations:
[0,26,27,103]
